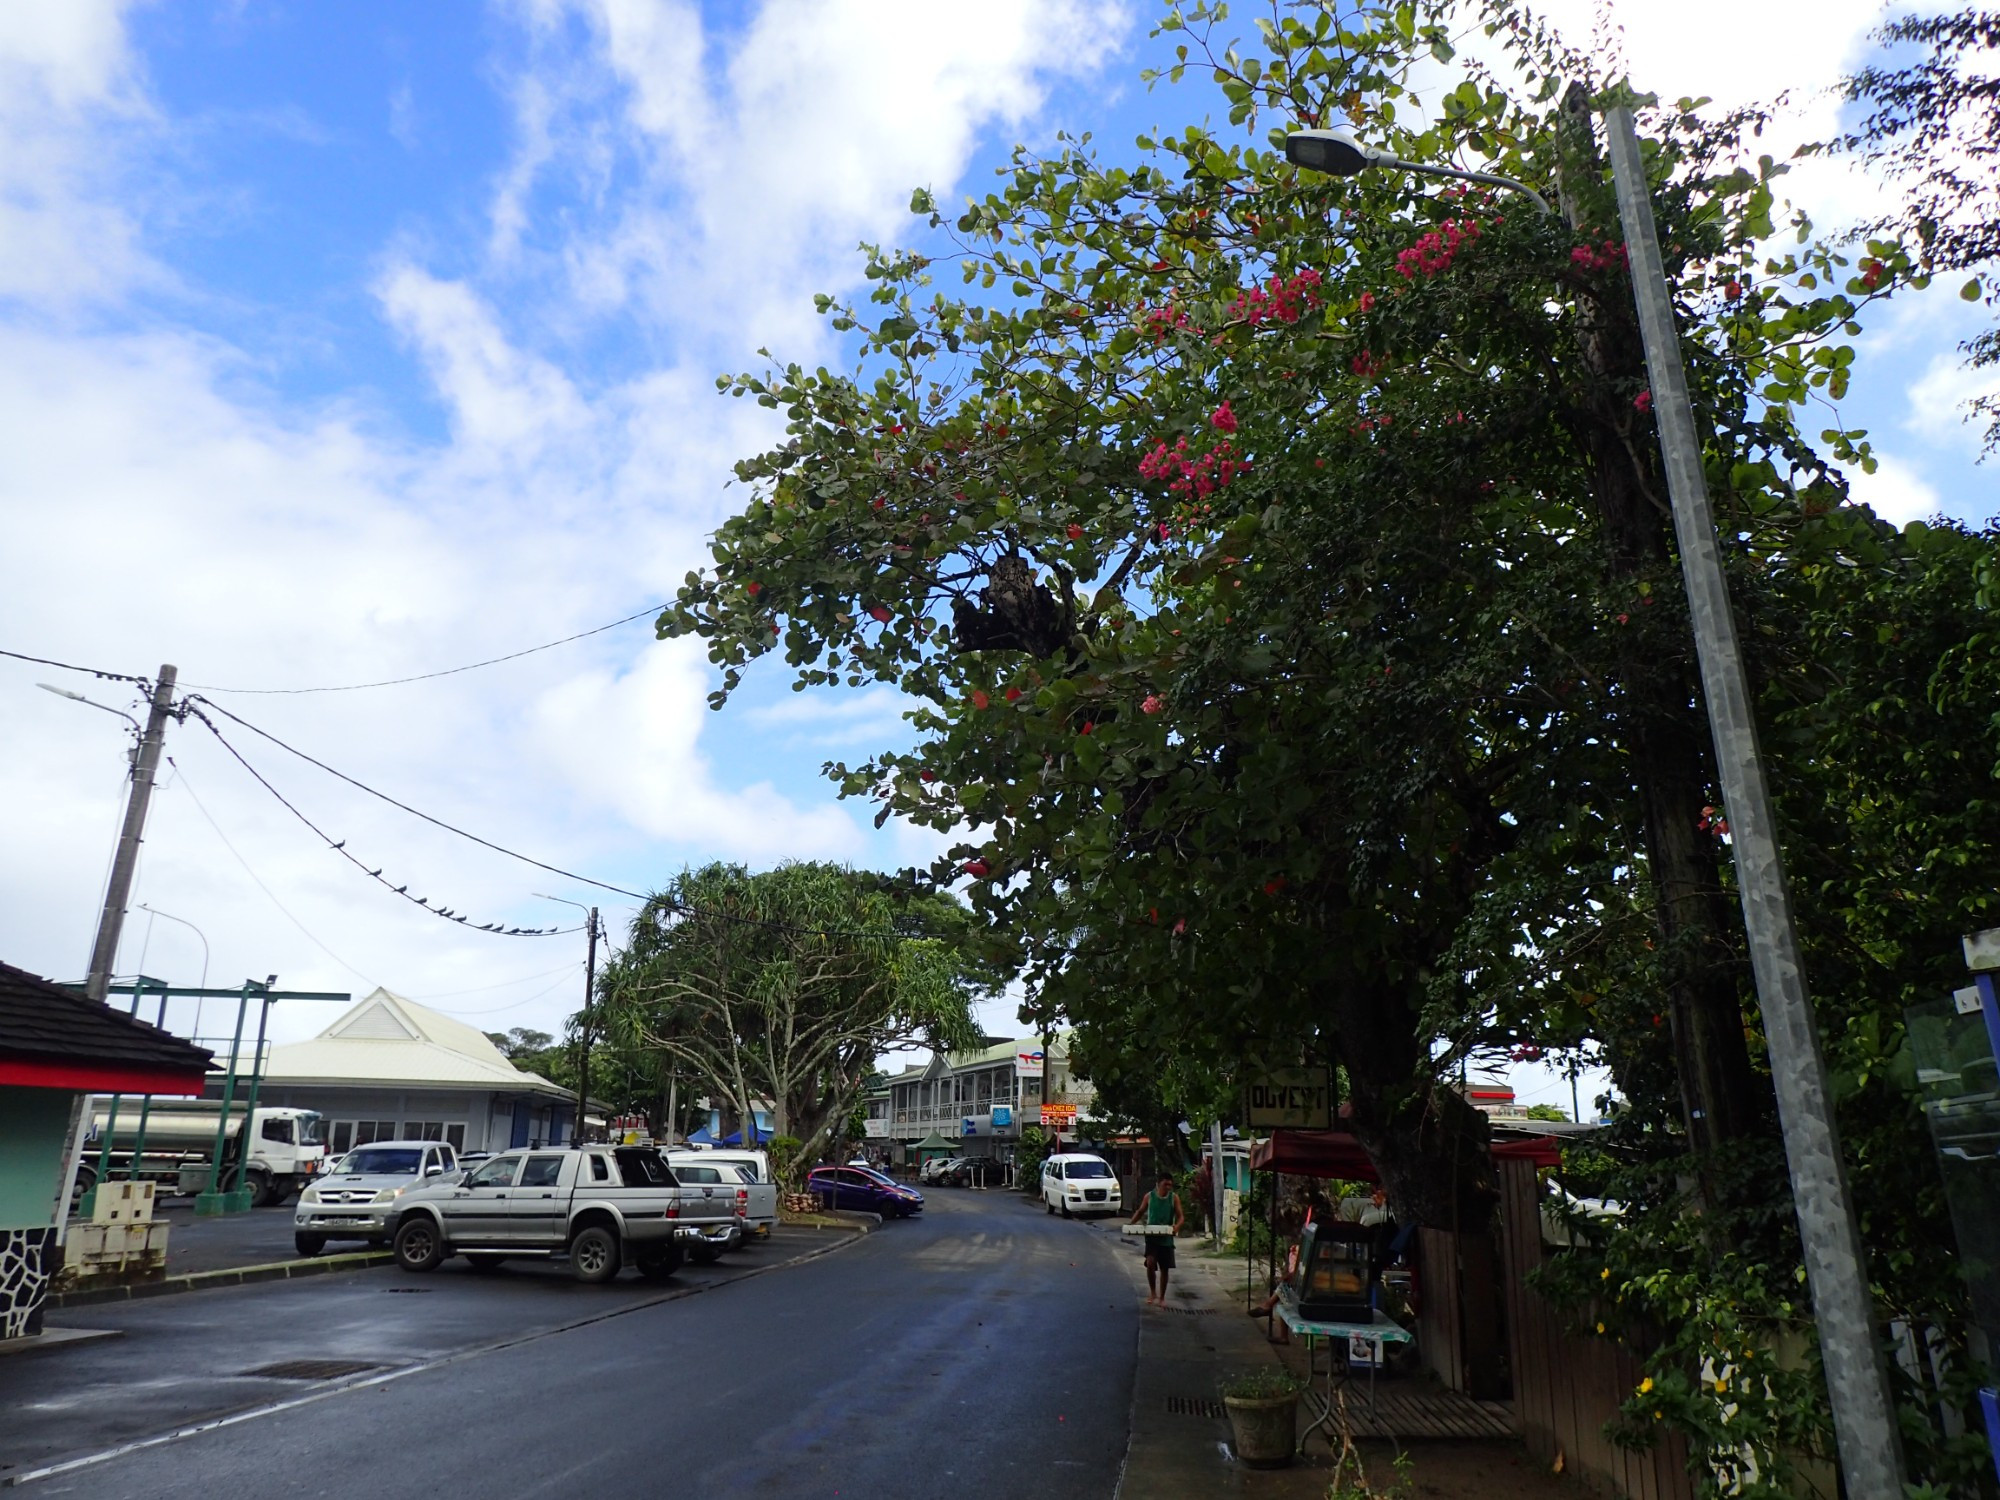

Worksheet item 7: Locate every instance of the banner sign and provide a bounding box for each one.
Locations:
[1245,1068,1333,1129]
[1038,1101,1078,1126]
[1014,1047,1045,1078]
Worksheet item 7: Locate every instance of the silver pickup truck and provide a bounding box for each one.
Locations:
[384,1145,737,1283]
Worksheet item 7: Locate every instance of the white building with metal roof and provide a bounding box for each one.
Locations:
[245,987,578,1155]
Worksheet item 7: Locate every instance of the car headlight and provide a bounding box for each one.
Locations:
[372,1187,406,1204]
[300,1188,320,1204]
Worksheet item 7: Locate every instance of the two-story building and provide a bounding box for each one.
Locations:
[883,1034,1096,1172]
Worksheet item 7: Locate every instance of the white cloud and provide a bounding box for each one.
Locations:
[1905,349,1995,458]
[0,1,1120,1047]
[1843,451,1944,527]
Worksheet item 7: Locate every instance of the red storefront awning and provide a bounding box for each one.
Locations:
[1248,1128,1564,1179]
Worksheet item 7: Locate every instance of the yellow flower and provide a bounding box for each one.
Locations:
[1600,1268,1611,1281]
[1595,1322,1606,1334]
[1715,1379,1728,1393]
[1638,1378,1654,1395]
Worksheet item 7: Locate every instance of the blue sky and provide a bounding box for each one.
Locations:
[0,2,1991,1100]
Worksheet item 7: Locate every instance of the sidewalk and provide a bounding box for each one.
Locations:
[49,1202,390,1310]
[1101,1224,1583,1500]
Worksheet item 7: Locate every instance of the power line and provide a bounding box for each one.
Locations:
[188,694,649,902]
[169,759,382,987]
[182,606,665,695]
[1,647,150,687]
[181,701,579,937]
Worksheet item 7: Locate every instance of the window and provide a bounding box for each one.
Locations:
[615,1148,675,1187]
[336,1147,423,1176]
[445,1123,466,1151]
[1065,1159,1115,1179]
[589,1155,610,1182]
[677,1165,722,1184]
[329,1121,353,1154]
[467,1156,522,1189]
[1049,1162,1065,1180]
[352,1120,398,1147]
[403,1120,446,1142]
[519,1155,565,1188]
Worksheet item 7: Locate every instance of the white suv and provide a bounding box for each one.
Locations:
[1042,1152,1122,1218]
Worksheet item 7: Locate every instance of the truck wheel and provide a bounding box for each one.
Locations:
[293,1232,327,1258]
[393,1216,446,1273]
[245,1169,273,1208]
[635,1245,683,1282]
[569,1225,621,1284]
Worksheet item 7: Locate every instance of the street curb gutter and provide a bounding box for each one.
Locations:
[6,1222,872,1489]
[47,1250,394,1309]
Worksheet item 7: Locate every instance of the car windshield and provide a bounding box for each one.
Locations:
[333,1147,423,1176]
[853,1166,895,1185]
[1064,1160,1114,1179]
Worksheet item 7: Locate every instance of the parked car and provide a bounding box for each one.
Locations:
[293,1140,460,1256]
[1042,1152,1122,1218]
[918,1156,958,1185]
[656,1158,749,1261]
[944,1156,1007,1188]
[383,1145,735,1283]
[807,1165,923,1218]
[668,1152,774,1240]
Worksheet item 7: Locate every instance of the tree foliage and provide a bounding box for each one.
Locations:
[598,862,984,1164]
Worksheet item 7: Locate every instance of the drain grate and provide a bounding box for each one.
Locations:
[383,1287,432,1294]
[243,1359,384,1382]
[1166,1396,1227,1418]
[1164,1305,1218,1315]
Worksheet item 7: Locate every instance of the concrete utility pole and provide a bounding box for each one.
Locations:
[85,665,178,1004]
[1605,105,1906,1493]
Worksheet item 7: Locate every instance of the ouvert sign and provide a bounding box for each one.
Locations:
[1245,1068,1332,1129]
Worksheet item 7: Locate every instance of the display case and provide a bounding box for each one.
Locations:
[1289,1218,1377,1322]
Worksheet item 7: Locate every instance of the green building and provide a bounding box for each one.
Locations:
[0,961,211,1342]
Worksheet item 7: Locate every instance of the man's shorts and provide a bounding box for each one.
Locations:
[1144,1235,1176,1269]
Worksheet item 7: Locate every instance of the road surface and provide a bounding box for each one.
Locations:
[8,1187,1139,1498]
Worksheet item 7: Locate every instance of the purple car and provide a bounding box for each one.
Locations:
[806,1165,924,1217]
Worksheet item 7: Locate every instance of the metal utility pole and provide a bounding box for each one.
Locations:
[574,908,599,1145]
[85,665,177,1003]
[1605,105,1905,1493]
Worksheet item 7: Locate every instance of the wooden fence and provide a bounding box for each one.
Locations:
[1495,1157,1696,1500]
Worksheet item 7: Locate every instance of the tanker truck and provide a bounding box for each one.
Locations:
[79,1099,326,1207]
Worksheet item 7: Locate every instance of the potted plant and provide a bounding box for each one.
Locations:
[1220,1367,1300,1468]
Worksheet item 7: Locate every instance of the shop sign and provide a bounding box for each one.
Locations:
[990,1105,1012,1128]
[1014,1047,1045,1078]
[1038,1101,1078,1126]
[1245,1068,1333,1128]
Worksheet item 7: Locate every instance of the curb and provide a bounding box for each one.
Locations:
[5,1223,870,1488]
[47,1251,394,1309]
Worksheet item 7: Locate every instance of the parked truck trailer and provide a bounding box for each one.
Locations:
[81,1099,326,1207]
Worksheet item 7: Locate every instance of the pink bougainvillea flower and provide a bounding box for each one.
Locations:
[1263,877,1286,896]
[1633,390,1652,413]
[1725,279,1743,301]
[1358,291,1376,313]
[1209,400,1238,434]
[963,858,991,878]
[1079,721,1094,736]
[1004,686,1022,702]
[1141,694,1165,715]
[970,689,990,710]
[1066,523,1084,540]
[1171,917,1187,936]
[920,770,936,783]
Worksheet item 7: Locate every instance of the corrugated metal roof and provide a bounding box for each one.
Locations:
[262,987,569,1096]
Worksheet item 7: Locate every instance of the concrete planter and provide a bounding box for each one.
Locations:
[1223,1391,1297,1468]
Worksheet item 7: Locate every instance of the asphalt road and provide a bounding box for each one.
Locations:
[9,1189,1139,1499]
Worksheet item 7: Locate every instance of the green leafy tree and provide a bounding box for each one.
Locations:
[599,863,984,1165]
[659,1,1990,1486]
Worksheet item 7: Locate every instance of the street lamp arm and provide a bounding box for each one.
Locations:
[1377,155,1552,217]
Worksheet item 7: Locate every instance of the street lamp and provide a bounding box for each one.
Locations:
[38,682,141,740]
[1284,128,1551,214]
[1286,110,1906,1492]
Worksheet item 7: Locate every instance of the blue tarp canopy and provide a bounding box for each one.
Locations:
[722,1124,772,1146]
[686,1126,717,1146]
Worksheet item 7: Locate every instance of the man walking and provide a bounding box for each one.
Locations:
[1128,1172,1185,1307]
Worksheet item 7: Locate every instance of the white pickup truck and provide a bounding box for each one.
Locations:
[668,1151,776,1240]
[384,1146,738,1283]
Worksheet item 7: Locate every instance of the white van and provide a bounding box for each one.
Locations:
[1041,1152,1122,1218]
